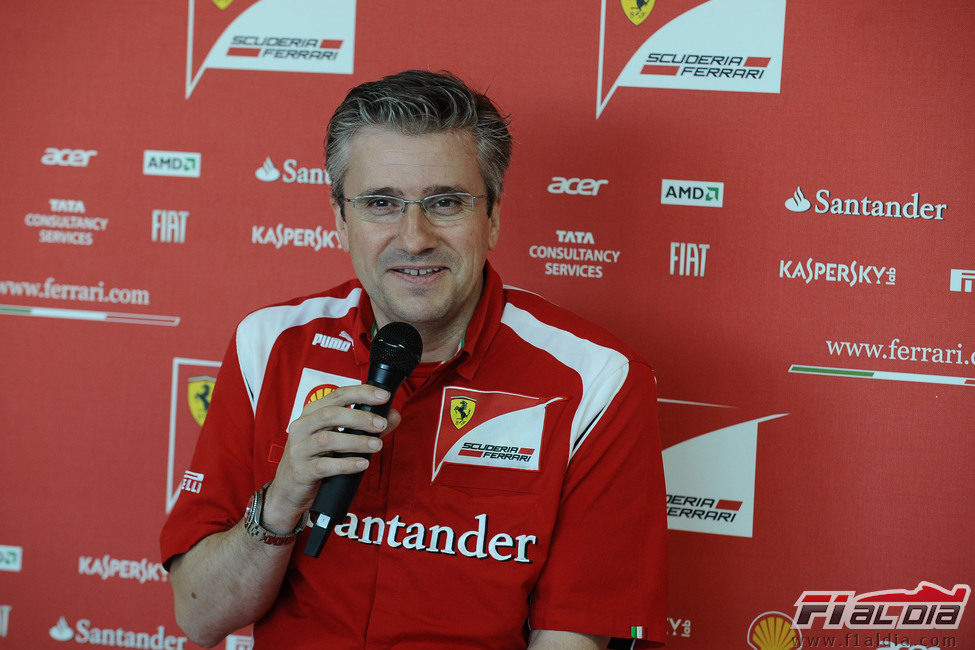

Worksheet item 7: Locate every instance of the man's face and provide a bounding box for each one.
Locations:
[332,127,500,335]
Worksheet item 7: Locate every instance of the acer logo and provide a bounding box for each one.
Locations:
[41,148,98,167]
[547,176,608,196]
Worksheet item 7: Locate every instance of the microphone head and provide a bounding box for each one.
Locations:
[371,322,423,375]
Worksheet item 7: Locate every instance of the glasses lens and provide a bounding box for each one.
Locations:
[422,193,473,220]
[352,196,404,220]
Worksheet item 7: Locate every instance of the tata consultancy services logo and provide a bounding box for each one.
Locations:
[185,0,356,98]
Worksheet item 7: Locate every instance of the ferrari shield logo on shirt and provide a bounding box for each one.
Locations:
[432,387,562,480]
[289,368,360,426]
[450,396,476,429]
[186,376,216,427]
[621,0,655,25]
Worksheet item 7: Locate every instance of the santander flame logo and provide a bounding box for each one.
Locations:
[785,186,812,212]
[255,157,280,182]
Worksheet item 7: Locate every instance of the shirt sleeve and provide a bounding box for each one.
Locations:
[159,333,258,569]
[528,359,667,647]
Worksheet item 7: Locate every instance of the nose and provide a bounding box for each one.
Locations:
[395,203,439,254]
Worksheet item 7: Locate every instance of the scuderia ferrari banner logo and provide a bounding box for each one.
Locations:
[432,387,562,480]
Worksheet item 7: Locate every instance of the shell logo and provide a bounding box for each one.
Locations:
[747,611,802,650]
[304,384,338,407]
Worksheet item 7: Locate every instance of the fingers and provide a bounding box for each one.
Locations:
[281,383,403,485]
[304,427,384,458]
[287,384,393,438]
[301,384,392,416]
[264,386,402,522]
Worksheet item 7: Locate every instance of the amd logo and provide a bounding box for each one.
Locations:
[41,148,98,167]
[547,177,608,196]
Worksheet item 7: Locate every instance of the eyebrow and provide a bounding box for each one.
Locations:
[355,185,471,197]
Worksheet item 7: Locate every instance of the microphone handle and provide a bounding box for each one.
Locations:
[303,389,395,557]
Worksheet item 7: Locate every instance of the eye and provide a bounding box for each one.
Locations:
[426,194,465,216]
[359,196,402,216]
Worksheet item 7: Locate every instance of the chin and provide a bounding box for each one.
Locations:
[395,296,459,323]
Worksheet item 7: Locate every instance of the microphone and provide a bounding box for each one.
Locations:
[304,321,422,557]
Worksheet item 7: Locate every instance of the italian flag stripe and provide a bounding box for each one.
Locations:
[790,364,973,386]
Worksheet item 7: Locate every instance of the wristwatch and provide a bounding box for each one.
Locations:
[243,481,306,546]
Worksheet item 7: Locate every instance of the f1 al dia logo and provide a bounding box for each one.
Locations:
[597,0,786,117]
[185,0,356,98]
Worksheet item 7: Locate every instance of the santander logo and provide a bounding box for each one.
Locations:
[255,157,280,182]
[785,186,812,212]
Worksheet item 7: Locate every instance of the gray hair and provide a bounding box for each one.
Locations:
[325,70,512,215]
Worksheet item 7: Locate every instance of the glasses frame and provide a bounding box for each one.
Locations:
[343,192,487,224]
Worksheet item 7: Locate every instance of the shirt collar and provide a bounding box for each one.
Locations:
[453,261,504,380]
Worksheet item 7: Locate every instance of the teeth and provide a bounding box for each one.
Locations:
[400,267,441,276]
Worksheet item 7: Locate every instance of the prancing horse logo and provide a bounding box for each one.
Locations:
[621,0,655,25]
[450,396,476,429]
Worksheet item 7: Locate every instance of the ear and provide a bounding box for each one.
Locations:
[487,199,501,251]
[331,196,349,250]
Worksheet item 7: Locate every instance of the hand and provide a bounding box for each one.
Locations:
[262,384,401,534]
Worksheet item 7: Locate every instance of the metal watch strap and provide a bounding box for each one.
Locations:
[244,481,306,546]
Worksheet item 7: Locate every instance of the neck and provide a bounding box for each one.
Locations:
[413,320,467,363]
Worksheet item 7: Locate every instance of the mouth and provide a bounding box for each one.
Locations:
[393,266,446,277]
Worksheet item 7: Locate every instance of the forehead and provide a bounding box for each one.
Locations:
[344,127,483,194]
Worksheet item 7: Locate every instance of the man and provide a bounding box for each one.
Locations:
[161,70,667,649]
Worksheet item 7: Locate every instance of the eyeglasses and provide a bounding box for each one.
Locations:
[344,192,486,225]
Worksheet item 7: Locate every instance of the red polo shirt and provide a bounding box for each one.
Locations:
[161,264,667,648]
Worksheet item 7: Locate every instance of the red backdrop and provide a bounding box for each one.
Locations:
[1,1,972,648]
